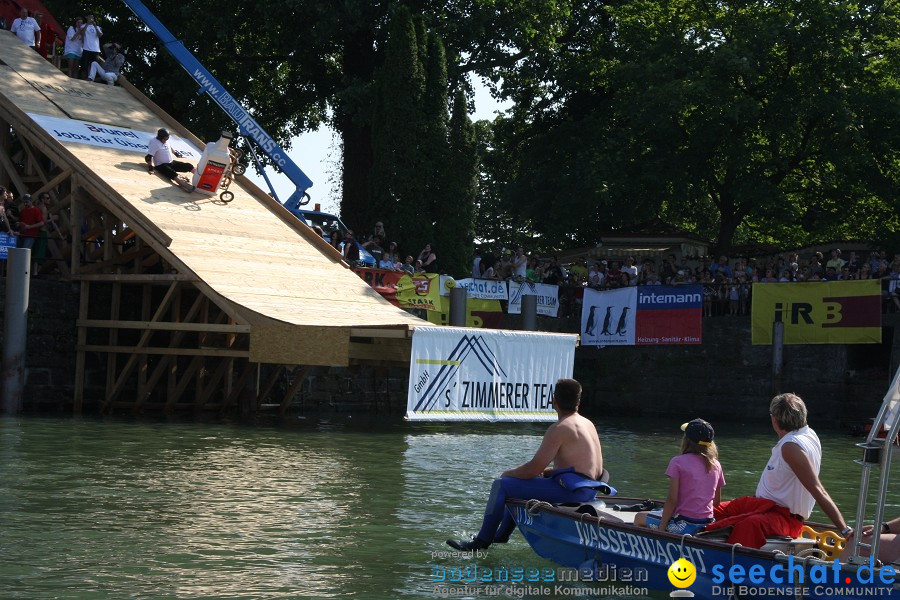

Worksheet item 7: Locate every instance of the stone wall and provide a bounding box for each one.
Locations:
[2,279,897,423]
[0,278,81,411]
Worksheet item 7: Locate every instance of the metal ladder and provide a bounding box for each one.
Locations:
[844,366,900,565]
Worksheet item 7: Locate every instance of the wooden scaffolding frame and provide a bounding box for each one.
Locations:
[0,38,419,416]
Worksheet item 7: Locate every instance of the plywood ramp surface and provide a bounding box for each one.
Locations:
[0,31,423,331]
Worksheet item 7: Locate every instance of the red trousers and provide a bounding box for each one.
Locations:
[706,496,803,548]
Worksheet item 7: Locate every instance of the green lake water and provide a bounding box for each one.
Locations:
[0,415,898,599]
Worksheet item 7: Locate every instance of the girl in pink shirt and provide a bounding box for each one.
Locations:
[635,418,725,535]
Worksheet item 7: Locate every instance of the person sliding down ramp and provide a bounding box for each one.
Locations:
[447,378,610,551]
[145,128,195,192]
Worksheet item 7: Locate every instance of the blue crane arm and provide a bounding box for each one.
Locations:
[120,0,313,208]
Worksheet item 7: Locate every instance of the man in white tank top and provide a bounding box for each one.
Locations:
[706,393,851,548]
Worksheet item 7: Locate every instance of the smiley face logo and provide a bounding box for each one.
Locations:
[667,557,696,588]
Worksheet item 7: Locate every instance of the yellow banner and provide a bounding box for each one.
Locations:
[751,280,881,344]
[395,273,442,311]
[427,295,503,328]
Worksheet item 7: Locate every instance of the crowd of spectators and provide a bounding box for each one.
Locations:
[346,219,900,317]
[478,248,900,317]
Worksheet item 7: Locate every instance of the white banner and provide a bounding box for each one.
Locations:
[507,281,560,317]
[439,276,508,300]
[581,287,637,347]
[28,113,201,160]
[0,233,15,259]
[406,326,576,421]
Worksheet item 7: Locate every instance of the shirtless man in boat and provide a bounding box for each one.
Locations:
[447,378,604,551]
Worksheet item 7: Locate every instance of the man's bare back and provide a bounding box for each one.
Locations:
[546,413,603,479]
[501,411,603,481]
[448,378,604,552]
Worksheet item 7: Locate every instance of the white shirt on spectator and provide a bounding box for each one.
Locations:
[473,256,481,279]
[513,255,527,278]
[82,24,102,52]
[64,25,83,57]
[11,17,40,46]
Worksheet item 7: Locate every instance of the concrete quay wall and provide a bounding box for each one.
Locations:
[1,280,896,423]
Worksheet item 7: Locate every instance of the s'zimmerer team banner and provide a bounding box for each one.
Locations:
[581,285,702,347]
[751,280,881,345]
[507,281,561,317]
[406,326,576,421]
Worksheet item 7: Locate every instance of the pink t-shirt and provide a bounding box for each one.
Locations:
[665,453,725,519]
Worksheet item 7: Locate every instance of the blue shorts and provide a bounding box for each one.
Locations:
[645,509,712,535]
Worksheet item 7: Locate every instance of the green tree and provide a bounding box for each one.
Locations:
[481,0,900,253]
[370,5,426,250]
[435,90,477,277]
[418,32,449,260]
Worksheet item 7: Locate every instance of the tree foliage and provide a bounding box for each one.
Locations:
[44,0,900,263]
[480,0,900,254]
[436,90,477,277]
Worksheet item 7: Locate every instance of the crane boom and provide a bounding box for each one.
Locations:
[120,0,313,208]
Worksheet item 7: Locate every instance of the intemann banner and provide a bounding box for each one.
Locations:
[751,280,881,345]
[406,326,576,421]
[581,285,702,347]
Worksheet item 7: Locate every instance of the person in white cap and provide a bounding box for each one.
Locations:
[88,42,124,85]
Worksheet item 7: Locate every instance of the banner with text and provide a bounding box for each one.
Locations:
[635,285,702,345]
[507,281,560,317]
[406,326,576,421]
[395,273,442,311]
[439,276,508,300]
[353,268,405,306]
[581,285,702,346]
[28,113,201,160]
[751,280,881,345]
[0,233,16,260]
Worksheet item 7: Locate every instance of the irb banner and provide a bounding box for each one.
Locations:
[406,326,576,421]
[751,280,881,344]
[581,285,702,346]
[507,281,560,317]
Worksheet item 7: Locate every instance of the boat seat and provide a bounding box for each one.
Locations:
[556,500,627,523]
[695,526,732,540]
[761,536,818,555]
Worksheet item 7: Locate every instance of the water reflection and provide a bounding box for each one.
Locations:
[0,416,898,600]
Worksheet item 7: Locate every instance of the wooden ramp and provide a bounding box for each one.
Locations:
[0,32,424,413]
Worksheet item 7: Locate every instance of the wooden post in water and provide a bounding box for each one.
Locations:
[772,321,784,395]
[2,248,30,414]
